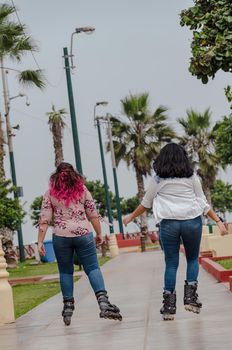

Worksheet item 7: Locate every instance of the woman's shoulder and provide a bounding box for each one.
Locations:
[43,189,51,198]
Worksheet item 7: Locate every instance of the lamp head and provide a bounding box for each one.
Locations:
[96,101,108,106]
[75,26,95,34]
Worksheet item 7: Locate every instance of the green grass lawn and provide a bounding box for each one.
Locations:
[13,281,61,318]
[217,258,232,270]
[8,260,79,278]
[11,256,110,318]
[146,243,160,249]
[8,256,111,279]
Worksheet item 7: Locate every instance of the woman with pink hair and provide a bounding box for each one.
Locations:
[37,162,122,325]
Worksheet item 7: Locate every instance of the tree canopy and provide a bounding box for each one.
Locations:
[180,0,232,83]
[211,179,232,214]
[178,108,220,204]
[0,179,25,231]
[213,86,232,165]
[85,179,116,218]
[214,115,232,166]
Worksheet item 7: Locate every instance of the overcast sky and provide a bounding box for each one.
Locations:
[3,0,231,243]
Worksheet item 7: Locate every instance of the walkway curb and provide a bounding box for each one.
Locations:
[200,257,232,282]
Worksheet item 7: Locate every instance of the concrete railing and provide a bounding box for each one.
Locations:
[200,223,232,257]
[0,235,15,324]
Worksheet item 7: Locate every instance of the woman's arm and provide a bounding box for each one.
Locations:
[90,217,101,235]
[193,175,227,235]
[90,217,103,247]
[207,209,220,222]
[193,175,211,214]
[37,191,53,255]
[207,209,228,235]
[123,178,157,226]
[84,188,104,246]
[123,204,147,226]
[37,224,49,256]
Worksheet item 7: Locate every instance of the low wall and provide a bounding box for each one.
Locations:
[115,232,158,248]
[200,256,232,282]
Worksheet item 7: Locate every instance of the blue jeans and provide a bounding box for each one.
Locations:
[160,216,202,292]
[53,233,106,300]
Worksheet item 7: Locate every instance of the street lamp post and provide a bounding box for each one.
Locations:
[94,102,114,234]
[63,47,83,174]
[106,114,124,237]
[63,26,95,174]
[0,62,26,262]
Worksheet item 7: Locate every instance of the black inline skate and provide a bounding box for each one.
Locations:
[160,291,176,321]
[96,291,122,321]
[184,281,202,314]
[62,298,75,326]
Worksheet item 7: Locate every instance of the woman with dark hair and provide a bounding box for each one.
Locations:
[37,162,122,325]
[123,143,227,321]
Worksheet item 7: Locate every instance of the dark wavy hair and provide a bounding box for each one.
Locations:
[49,162,85,206]
[153,143,193,179]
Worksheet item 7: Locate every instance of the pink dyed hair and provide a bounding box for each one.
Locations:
[49,163,85,206]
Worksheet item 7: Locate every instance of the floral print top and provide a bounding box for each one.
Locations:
[39,186,98,237]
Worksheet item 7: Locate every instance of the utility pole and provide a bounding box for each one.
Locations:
[106,114,124,237]
[0,59,25,262]
[95,117,114,234]
[63,47,83,174]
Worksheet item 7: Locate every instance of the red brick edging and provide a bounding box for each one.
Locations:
[9,276,42,286]
[200,256,232,283]
[229,277,232,292]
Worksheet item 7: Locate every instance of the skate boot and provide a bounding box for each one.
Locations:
[160,291,176,321]
[62,298,75,326]
[96,291,122,321]
[184,281,202,314]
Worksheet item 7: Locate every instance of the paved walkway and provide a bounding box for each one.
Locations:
[1,251,232,350]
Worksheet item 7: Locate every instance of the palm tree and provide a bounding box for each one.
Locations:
[0,4,44,88]
[0,3,45,263]
[109,93,175,241]
[0,3,45,178]
[47,105,67,167]
[178,108,220,205]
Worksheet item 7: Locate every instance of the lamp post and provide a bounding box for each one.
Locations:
[0,64,26,262]
[106,113,124,237]
[94,102,114,234]
[63,26,95,174]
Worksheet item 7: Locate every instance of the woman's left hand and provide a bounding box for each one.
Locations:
[96,233,104,247]
[217,221,228,236]
[38,241,46,256]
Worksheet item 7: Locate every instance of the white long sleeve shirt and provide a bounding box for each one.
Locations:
[141,174,210,224]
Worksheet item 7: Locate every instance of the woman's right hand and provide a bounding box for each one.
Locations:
[217,221,228,236]
[38,241,46,256]
[123,215,133,227]
[96,233,104,248]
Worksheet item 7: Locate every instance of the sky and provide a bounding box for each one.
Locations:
[2,0,232,244]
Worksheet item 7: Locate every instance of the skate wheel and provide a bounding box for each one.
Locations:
[100,311,122,321]
[63,316,71,326]
[185,305,201,314]
[162,314,175,321]
[117,314,123,321]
